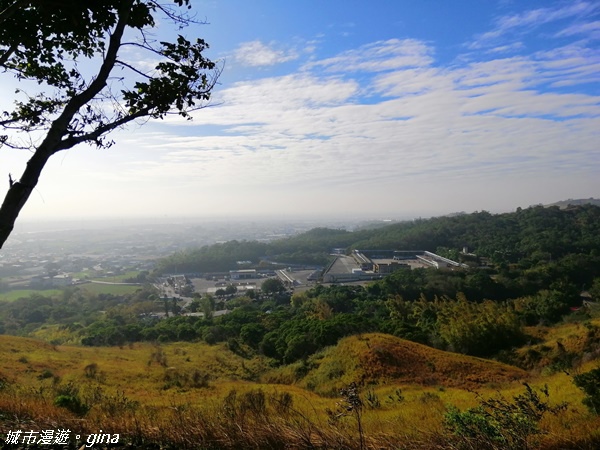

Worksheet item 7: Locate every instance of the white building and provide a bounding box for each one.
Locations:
[230,269,257,280]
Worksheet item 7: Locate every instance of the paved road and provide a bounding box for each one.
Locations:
[89,280,142,286]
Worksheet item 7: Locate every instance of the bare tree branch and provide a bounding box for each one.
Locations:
[115,59,153,79]
[0,41,17,67]
[0,0,29,24]
[56,108,150,151]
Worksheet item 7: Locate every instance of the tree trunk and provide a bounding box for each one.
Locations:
[0,4,131,249]
[0,150,51,249]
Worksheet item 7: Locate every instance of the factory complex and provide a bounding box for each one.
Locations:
[322,249,466,283]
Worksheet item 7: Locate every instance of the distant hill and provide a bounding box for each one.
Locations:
[266,333,528,396]
[546,198,600,209]
[156,203,600,273]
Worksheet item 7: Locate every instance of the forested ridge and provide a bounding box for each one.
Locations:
[78,204,600,362]
[157,204,600,273]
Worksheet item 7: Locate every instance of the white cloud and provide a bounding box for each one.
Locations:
[485,42,525,54]
[496,1,597,30]
[469,1,600,49]
[534,45,600,87]
[305,39,434,73]
[233,40,298,67]
[124,61,599,197]
[8,5,600,220]
[556,19,600,38]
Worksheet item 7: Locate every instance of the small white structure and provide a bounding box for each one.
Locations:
[51,274,72,286]
[230,269,257,280]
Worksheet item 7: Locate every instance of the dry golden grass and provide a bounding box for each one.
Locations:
[0,330,599,449]
[513,317,600,372]
[263,333,529,397]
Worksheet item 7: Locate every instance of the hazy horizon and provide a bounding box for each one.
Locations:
[12,195,593,232]
[1,1,598,223]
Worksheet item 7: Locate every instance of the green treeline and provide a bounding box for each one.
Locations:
[156,204,600,274]
[68,282,571,361]
[1,204,600,366]
[156,240,270,273]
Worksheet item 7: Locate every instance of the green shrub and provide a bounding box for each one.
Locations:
[37,369,54,380]
[386,388,404,404]
[365,388,381,409]
[53,382,89,416]
[445,384,567,450]
[573,368,600,415]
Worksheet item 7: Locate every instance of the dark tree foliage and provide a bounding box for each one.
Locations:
[0,0,219,248]
[156,240,269,273]
[157,206,600,293]
[261,278,285,295]
[573,368,600,415]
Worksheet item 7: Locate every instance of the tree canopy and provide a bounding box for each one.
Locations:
[0,0,219,247]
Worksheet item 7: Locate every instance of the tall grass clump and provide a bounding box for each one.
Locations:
[444,383,568,450]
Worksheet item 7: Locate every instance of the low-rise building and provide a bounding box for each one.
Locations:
[230,269,257,280]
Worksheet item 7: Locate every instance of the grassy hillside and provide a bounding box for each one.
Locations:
[0,335,269,401]
[265,333,529,396]
[1,330,599,449]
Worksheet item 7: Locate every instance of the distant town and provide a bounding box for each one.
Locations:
[0,217,390,292]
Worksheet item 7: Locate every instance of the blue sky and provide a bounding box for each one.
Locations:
[2,0,600,222]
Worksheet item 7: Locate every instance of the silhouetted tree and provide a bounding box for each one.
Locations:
[0,0,219,247]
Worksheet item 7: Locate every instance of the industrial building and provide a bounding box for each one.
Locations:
[229,269,257,280]
[322,249,465,283]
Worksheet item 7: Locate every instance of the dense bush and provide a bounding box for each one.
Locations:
[573,368,600,415]
[445,384,567,449]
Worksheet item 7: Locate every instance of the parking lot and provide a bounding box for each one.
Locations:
[190,269,319,295]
